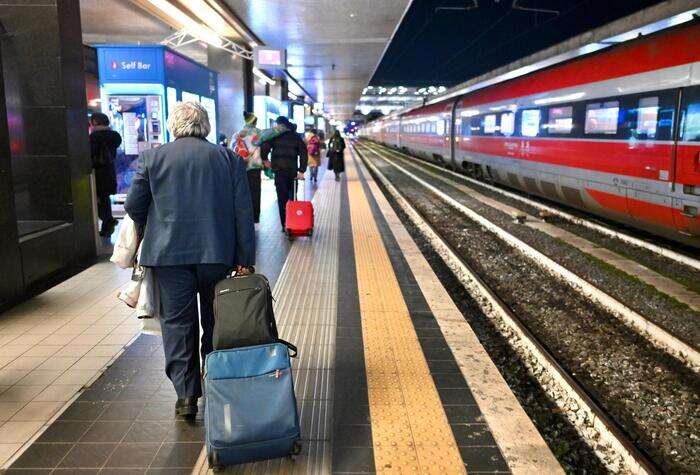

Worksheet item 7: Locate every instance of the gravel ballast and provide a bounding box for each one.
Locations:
[367,154,700,473]
[379,150,700,351]
[372,144,700,296]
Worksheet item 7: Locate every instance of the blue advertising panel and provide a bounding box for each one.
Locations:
[164,50,217,98]
[97,46,164,84]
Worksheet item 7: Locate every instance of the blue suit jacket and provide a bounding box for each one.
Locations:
[124,136,255,268]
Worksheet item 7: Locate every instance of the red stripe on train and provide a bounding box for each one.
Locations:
[457,24,700,110]
[458,136,673,180]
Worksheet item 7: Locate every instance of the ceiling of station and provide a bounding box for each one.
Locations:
[79,0,207,63]
[222,0,411,119]
[80,0,411,120]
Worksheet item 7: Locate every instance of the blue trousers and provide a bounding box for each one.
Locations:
[153,264,229,398]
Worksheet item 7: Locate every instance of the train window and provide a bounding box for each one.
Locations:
[470,116,482,135]
[635,97,659,138]
[681,86,700,142]
[500,112,515,136]
[521,109,541,137]
[483,114,497,134]
[460,120,470,136]
[547,106,573,134]
[585,101,619,134]
[684,104,700,141]
[436,120,446,136]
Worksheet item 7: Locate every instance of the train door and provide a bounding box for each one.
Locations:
[673,85,700,237]
[625,91,677,232]
[449,101,458,169]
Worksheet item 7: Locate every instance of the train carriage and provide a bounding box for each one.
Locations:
[363,21,700,247]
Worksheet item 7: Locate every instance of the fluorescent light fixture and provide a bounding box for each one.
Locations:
[288,91,298,100]
[252,67,275,86]
[533,92,585,105]
[182,0,233,37]
[460,109,480,117]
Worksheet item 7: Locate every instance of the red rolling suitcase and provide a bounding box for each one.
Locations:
[285,179,313,240]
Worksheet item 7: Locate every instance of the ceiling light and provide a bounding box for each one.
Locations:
[180,0,233,37]
[188,24,222,48]
[288,91,298,100]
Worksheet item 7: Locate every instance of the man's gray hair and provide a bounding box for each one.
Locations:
[167,101,211,139]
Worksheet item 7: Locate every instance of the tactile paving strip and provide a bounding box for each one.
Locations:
[346,158,466,474]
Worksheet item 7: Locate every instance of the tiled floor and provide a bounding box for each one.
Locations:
[0,262,139,466]
[0,151,557,474]
[0,167,326,471]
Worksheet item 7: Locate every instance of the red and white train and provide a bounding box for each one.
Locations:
[361,21,700,248]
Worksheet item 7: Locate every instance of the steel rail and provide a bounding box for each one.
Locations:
[361,141,700,272]
[356,141,700,370]
[352,142,660,475]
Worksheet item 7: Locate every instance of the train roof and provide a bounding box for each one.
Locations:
[364,3,699,125]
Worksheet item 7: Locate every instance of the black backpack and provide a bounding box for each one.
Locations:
[212,273,295,354]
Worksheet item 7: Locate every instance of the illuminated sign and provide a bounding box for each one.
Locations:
[253,47,286,69]
[98,47,162,83]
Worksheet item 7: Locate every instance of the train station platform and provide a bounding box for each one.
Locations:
[0,146,561,474]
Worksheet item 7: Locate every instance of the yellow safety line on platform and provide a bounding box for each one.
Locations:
[346,152,466,474]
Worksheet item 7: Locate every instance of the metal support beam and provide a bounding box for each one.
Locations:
[161,29,253,60]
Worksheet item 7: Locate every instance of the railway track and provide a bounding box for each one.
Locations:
[360,141,700,274]
[357,141,699,369]
[352,141,700,474]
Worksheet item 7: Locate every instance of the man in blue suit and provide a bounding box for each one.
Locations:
[125,102,255,417]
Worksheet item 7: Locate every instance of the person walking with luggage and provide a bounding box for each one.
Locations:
[260,116,308,231]
[124,102,255,417]
[233,112,264,223]
[306,129,321,183]
[327,129,346,182]
[89,112,122,236]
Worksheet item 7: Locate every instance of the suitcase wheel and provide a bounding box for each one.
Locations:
[208,451,223,472]
[286,230,293,242]
[288,440,302,460]
[308,229,313,237]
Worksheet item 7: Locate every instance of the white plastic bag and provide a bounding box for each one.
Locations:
[110,214,140,269]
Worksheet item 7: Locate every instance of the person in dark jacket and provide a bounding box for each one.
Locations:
[260,116,308,230]
[125,102,255,417]
[89,112,122,236]
[327,129,346,182]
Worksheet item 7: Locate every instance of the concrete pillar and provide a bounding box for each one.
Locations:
[207,47,246,140]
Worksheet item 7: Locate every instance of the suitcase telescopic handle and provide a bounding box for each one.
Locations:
[294,176,306,201]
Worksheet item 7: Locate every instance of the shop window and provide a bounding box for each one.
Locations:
[585,101,619,134]
[547,106,573,134]
[500,112,515,136]
[521,109,541,137]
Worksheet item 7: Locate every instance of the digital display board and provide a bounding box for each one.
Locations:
[253,47,287,69]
